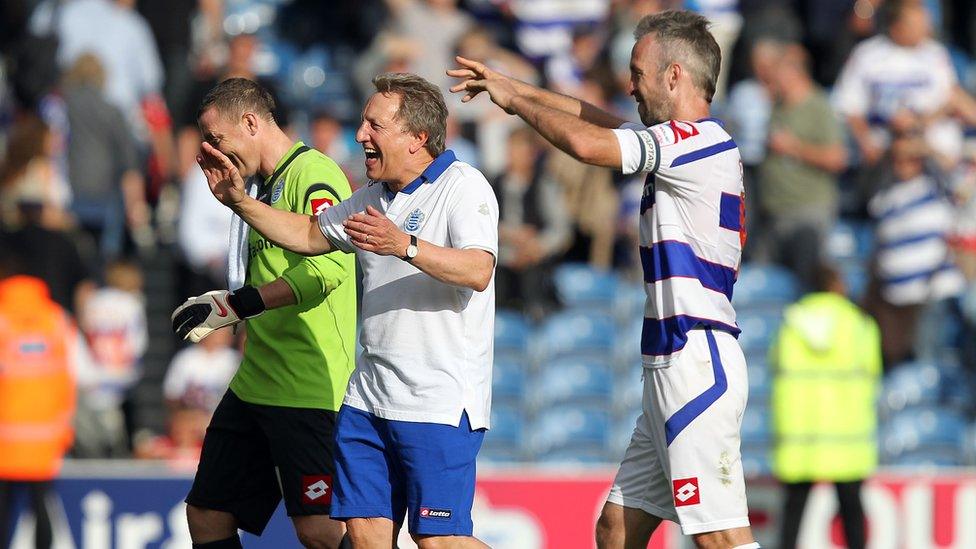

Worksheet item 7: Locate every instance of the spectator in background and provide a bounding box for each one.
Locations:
[0,169,95,316]
[176,132,233,299]
[182,32,290,131]
[833,0,976,174]
[163,328,239,416]
[865,130,965,366]
[384,0,472,92]
[494,126,571,319]
[545,25,605,96]
[770,264,881,549]
[756,45,847,291]
[63,53,150,260]
[309,109,363,188]
[74,259,148,457]
[0,115,71,228]
[31,0,176,187]
[726,38,781,258]
[0,255,80,549]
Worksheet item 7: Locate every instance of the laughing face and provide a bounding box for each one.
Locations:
[356,92,419,184]
[629,35,675,127]
[198,106,261,178]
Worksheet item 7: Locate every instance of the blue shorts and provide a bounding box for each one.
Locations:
[331,405,485,536]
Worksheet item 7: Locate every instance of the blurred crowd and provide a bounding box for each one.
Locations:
[0,0,975,465]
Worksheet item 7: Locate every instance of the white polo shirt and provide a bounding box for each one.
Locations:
[317,150,498,429]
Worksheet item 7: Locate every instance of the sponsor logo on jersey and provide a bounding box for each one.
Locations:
[672,477,700,507]
[669,120,700,142]
[302,475,333,505]
[271,180,284,203]
[404,208,425,232]
[310,197,334,215]
[419,507,452,519]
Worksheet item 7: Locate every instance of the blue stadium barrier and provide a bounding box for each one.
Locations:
[612,363,645,414]
[535,448,614,465]
[528,405,612,455]
[612,281,646,324]
[733,264,800,307]
[530,357,614,409]
[879,361,944,417]
[535,310,616,359]
[553,263,619,310]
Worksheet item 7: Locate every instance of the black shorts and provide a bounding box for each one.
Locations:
[186,390,338,535]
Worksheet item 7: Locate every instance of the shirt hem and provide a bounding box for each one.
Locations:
[343,395,485,428]
[230,385,341,411]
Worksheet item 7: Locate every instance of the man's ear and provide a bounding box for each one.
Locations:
[667,63,681,92]
[242,112,259,136]
[408,131,429,155]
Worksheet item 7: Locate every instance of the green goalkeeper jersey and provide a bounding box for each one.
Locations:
[229,141,356,410]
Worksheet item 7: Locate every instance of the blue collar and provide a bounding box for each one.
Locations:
[697,117,725,126]
[384,150,456,200]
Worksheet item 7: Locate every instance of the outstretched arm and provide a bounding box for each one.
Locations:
[449,56,627,129]
[449,58,623,170]
[197,142,333,256]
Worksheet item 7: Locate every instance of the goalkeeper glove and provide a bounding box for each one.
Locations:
[171,286,266,342]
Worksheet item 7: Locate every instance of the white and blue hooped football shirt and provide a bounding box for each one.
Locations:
[613,119,745,367]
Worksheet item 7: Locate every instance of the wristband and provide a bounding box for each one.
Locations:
[227,285,266,318]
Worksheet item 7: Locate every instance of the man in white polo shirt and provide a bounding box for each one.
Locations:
[194,72,497,549]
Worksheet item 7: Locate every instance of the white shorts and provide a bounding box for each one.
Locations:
[607,327,751,535]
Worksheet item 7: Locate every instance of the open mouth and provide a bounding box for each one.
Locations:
[364,147,380,167]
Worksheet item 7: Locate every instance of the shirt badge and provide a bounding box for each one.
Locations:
[271,180,284,203]
[404,208,425,232]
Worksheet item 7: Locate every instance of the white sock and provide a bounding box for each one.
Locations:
[731,544,761,549]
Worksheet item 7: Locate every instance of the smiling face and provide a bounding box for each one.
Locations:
[355,92,423,183]
[629,35,675,126]
[198,106,261,178]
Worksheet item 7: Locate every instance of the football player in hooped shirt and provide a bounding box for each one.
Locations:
[450,9,760,549]
[196,72,498,549]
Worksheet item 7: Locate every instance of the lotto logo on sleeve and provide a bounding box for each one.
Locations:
[302,475,333,505]
[419,507,453,520]
[310,197,334,215]
[672,477,701,507]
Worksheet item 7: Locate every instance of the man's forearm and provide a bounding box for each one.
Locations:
[233,196,332,256]
[257,278,297,309]
[409,240,495,292]
[510,95,622,169]
[520,83,626,128]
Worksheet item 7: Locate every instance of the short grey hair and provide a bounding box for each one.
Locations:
[634,10,722,103]
[372,73,448,157]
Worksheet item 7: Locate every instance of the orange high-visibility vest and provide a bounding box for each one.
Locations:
[0,276,77,480]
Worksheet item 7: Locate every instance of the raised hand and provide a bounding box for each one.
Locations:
[448,56,520,114]
[197,142,247,207]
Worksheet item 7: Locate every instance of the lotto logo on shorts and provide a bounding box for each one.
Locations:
[419,507,452,520]
[672,477,701,507]
[302,475,332,505]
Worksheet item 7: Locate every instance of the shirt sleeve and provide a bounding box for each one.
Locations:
[447,171,499,256]
[612,124,661,175]
[832,46,869,117]
[280,164,355,304]
[316,187,363,254]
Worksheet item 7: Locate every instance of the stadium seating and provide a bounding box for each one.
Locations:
[553,263,619,311]
[492,356,529,404]
[732,264,800,307]
[879,406,970,464]
[528,405,612,456]
[735,308,784,355]
[534,310,616,360]
[495,309,532,354]
[529,357,614,409]
[741,404,771,445]
[483,403,525,454]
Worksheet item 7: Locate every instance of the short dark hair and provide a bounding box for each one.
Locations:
[880,0,923,31]
[634,10,722,103]
[198,77,277,123]
[372,73,448,157]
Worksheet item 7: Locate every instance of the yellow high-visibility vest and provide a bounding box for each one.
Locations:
[770,292,882,482]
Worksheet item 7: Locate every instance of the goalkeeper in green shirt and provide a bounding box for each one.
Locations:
[171,78,355,549]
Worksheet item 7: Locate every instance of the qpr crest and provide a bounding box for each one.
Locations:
[270,180,284,203]
[404,208,425,232]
